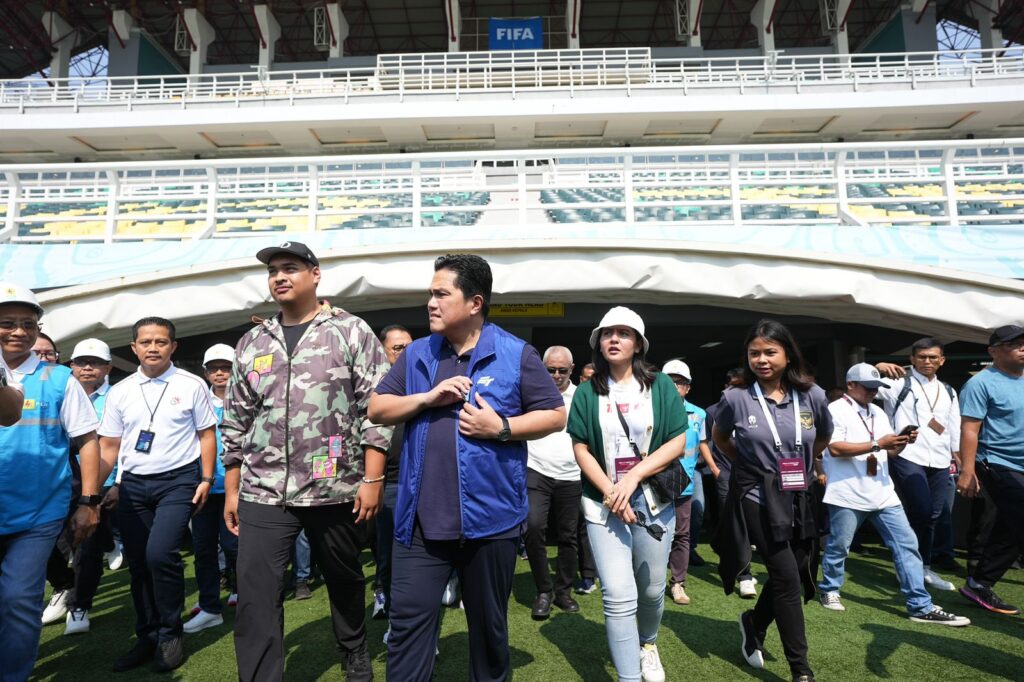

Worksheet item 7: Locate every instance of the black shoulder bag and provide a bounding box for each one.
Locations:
[614,405,689,505]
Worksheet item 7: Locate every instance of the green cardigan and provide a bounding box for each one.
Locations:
[567,372,687,503]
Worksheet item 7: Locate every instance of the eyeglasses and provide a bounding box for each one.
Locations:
[0,320,40,332]
[670,377,690,387]
[36,349,58,361]
[71,358,107,368]
[546,367,571,375]
[633,509,665,542]
[389,344,408,353]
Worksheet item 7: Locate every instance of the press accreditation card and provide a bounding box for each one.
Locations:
[614,456,641,482]
[778,457,808,491]
[135,429,156,453]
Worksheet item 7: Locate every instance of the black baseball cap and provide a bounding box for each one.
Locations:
[989,325,1024,346]
[256,241,319,267]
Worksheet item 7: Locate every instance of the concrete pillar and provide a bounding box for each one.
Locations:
[326,3,349,59]
[41,11,75,80]
[566,0,582,49]
[750,0,777,54]
[978,0,1005,50]
[444,0,461,52]
[674,0,702,46]
[253,4,281,71]
[831,0,853,54]
[110,9,134,49]
[183,8,216,75]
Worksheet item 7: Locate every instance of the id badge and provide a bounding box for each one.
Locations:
[614,456,641,482]
[928,417,946,436]
[866,453,878,477]
[778,456,808,491]
[135,429,156,453]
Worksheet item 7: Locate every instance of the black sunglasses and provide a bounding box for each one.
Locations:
[546,366,571,375]
[633,509,665,542]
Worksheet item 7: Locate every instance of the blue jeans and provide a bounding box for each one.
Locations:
[819,504,932,616]
[293,530,311,581]
[587,492,675,682]
[0,519,64,682]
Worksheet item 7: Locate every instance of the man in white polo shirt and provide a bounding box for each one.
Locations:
[99,317,218,673]
[817,363,969,627]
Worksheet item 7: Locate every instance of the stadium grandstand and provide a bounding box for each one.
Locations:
[0,0,1022,404]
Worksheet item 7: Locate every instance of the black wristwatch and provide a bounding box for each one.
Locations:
[201,476,216,485]
[497,416,512,442]
[77,494,102,507]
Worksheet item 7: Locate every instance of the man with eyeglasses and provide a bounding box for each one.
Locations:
[957,325,1024,616]
[0,283,104,681]
[63,339,122,636]
[372,325,414,627]
[524,346,582,620]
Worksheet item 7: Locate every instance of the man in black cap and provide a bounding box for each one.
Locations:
[221,241,392,681]
[957,324,1024,616]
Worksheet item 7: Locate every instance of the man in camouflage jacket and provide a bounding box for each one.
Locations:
[221,241,391,682]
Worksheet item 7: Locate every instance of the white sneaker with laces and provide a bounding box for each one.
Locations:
[923,568,956,591]
[106,542,124,570]
[640,643,666,682]
[738,578,757,599]
[819,591,846,611]
[64,608,90,635]
[42,589,70,625]
[441,575,458,606]
[183,609,224,634]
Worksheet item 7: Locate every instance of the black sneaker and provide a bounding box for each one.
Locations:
[345,642,373,682]
[113,639,156,672]
[738,610,764,669]
[153,636,184,672]
[553,592,580,613]
[294,579,312,601]
[531,592,553,620]
[909,606,971,627]
[960,582,1020,615]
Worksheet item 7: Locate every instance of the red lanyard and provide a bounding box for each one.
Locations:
[843,395,874,439]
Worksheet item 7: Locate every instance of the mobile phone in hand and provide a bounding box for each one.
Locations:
[899,424,918,436]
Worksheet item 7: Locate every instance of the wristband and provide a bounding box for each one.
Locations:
[361,474,386,484]
[200,476,216,485]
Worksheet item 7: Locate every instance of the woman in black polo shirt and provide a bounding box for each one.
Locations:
[712,319,832,682]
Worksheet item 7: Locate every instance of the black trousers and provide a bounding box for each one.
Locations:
[72,486,116,611]
[718,468,753,582]
[890,457,948,567]
[387,524,517,682]
[234,499,368,682]
[972,462,1024,587]
[576,513,597,581]
[525,469,580,596]
[119,461,199,643]
[742,498,812,678]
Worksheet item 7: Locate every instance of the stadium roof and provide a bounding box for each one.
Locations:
[2,1,1022,80]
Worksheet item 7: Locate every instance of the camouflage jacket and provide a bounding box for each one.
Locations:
[221,307,392,507]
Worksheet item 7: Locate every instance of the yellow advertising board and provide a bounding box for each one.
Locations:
[489,303,565,318]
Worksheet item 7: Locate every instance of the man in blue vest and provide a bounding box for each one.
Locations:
[0,283,104,681]
[369,254,566,682]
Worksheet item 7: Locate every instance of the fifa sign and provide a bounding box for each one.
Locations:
[489,17,544,50]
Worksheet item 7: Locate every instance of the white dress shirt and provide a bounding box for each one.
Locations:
[99,364,217,476]
[878,368,960,469]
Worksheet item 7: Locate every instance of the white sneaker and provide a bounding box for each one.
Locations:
[42,589,70,625]
[106,542,124,570]
[738,578,757,599]
[64,608,90,635]
[640,643,666,682]
[183,610,223,634]
[923,568,956,591]
[819,591,846,611]
[227,593,238,607]
[441,574,458,606]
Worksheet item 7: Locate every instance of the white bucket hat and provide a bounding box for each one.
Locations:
[589,306,650,354]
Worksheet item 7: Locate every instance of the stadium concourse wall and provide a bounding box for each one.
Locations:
[11,235,1024,350]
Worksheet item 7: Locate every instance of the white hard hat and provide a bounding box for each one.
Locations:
[662,359,692,382]
[203,343,234,367]
[71,338,112,362]
[0,282,43,315]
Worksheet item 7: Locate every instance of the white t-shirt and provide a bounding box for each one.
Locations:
[99,364,218,476]
[823,396,901,512]
[527,382,580,481]
[9,353,98,437]
[878,369,961,469]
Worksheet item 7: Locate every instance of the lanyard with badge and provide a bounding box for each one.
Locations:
[754,383,807,491]
[911,375,947,436]
[843,395,879,476]
[136,381,169,453]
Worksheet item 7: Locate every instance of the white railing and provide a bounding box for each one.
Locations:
[1,46,1022,112]
[2,139,1023,244]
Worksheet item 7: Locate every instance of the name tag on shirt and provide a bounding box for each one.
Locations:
[928,417,945,435]
[778,456,807,491]
[615,456,641,482]
[135,429,156,453]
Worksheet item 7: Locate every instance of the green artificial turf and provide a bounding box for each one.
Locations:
[33,544,1024,681]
